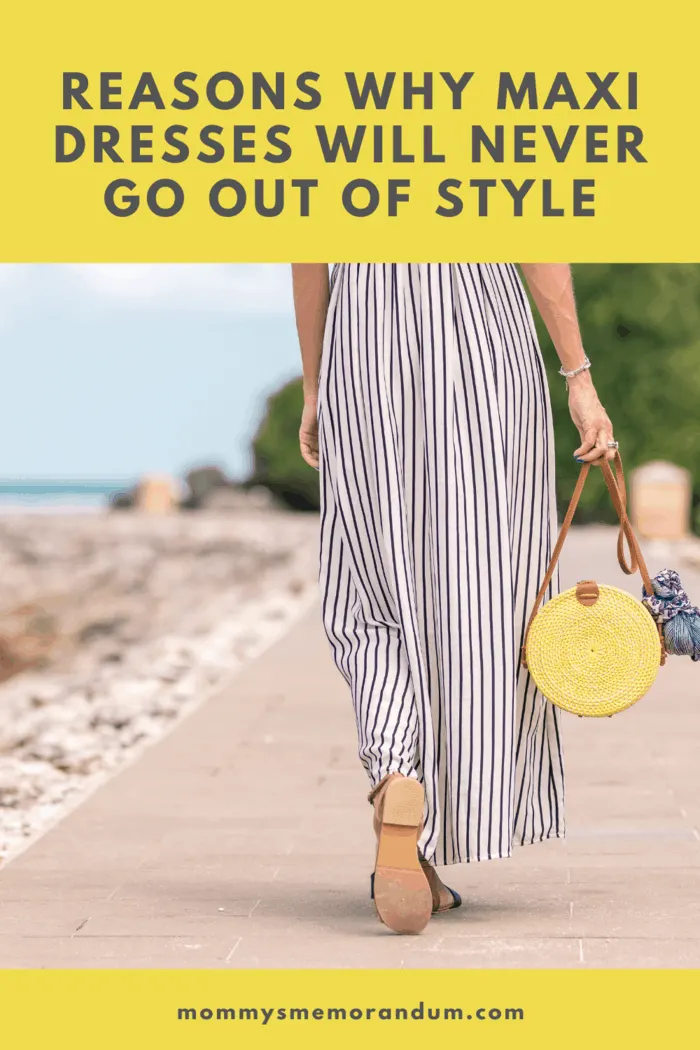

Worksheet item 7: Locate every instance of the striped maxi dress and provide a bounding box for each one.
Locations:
[317,263,565,866]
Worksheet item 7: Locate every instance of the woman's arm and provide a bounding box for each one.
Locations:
[291,263,330,469]
[520,263,615,463]
[291,264,330,399]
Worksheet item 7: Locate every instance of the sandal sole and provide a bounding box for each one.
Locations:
[373,777,432,935]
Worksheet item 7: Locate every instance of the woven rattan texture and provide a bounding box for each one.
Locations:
[526,584,661,717]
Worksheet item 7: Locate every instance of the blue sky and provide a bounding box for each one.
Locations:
[0,264,300,482]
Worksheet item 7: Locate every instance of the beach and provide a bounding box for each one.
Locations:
[0,501,319,863]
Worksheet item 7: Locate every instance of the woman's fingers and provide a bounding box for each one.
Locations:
[300,429,319,469]
[301,445,319,469]
[594,425,616,461]
[603,428,617,460]
[569,382,616,464]
[575,426,615,463]
[587,428,606,462]
[574,428,598,460]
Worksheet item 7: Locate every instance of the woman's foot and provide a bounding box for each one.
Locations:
[370,774,432,935]
[419,853,462,913]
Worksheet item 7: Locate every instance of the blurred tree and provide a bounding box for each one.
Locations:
[529,264,700,527]
[250,377,320,511]
[253,266,700,529]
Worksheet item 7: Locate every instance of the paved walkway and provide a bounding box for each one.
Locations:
[0,527,699,968]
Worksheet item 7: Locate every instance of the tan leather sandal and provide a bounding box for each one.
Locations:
[369,773,432,935]
[370,853,462,915]
[418,852,462,913]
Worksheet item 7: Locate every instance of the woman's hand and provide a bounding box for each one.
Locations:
[566,372,617,462]
[299,393,319,470]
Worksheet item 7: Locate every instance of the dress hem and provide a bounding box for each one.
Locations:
[425,828,566,867]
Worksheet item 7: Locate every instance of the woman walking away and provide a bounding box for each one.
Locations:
[291,263,617,935]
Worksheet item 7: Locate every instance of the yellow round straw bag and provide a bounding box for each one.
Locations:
[522,452,666,718]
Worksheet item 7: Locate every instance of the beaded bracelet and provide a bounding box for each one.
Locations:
[558,356,591,379]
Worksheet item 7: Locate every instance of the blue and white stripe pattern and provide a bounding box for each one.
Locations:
[318,263,565,866]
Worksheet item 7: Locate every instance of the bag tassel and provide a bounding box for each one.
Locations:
[642,568,700,661]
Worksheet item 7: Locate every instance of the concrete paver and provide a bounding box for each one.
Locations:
[0,526,699,968]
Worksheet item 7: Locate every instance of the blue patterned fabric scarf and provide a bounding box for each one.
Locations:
[642,568,700,661]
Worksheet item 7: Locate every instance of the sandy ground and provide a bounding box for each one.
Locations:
[0,506,320,863]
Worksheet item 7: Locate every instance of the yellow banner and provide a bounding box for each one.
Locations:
[1,968,698,1046]
[1,0,698,261]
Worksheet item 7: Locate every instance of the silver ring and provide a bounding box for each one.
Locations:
[607,441,619,449]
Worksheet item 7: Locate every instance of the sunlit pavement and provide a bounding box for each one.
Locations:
[0,526,698,968]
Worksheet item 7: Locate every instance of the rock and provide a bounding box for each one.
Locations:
[28,681,68,707]
[0,757,66,808]
[184,465,231,504]
[0,719,32,754]
[246,485,275,509]
[197,483,275,512]
[116,714,160,748]
[178,492,201,511]
[99,650,124,665]
[90,701,137,730]
[0,603,60,684]
[145,691,181,718]
[25,730,103,775]
[109,488,137,510]
[148,660,184,684]
[78,617,127,644]
[199,487,247,512]
[0,759,24,806]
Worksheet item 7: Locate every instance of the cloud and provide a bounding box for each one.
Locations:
[64,263,294,313]
[0,263,295,319]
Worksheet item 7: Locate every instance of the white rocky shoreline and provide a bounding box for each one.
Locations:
[0,503,319,864]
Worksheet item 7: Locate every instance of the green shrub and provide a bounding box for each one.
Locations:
[250,377,320,511]
[252,266,700,526]
[530,263,700,525]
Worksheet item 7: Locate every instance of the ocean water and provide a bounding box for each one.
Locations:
[0,480,135,512]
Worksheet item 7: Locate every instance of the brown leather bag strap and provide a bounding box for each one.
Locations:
[522,460,590,657]
[604,453,637,577]
[598,455,653,593]
[521,449,660,668]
